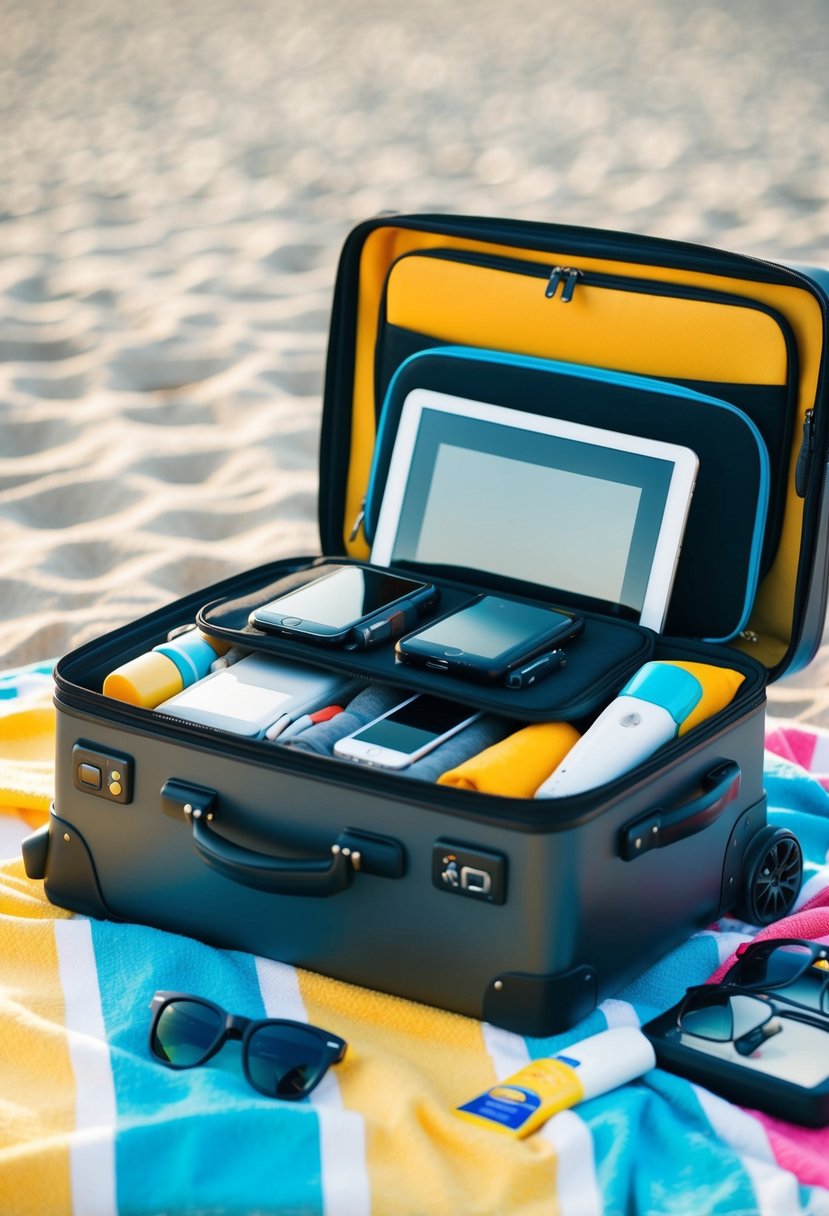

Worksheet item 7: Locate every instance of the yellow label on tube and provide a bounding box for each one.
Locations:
[456,1057,585,1138]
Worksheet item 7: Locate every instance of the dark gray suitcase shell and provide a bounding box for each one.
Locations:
[23,216,829,1035]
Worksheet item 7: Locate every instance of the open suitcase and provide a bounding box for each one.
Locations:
[22,215,829,1035]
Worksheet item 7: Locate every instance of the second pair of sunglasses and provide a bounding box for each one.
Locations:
[149,991,347,1099]
[678,937,829,1057]
[678,987,828,1057]
[721,937,829,1015]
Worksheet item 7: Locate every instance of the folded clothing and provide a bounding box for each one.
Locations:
[283,684,510,781]
[666,661,746,735]
[281,685,402,756]
[406,715,510,782]
[438,721,580,798]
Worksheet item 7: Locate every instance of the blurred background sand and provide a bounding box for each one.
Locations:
[1,0,828,719]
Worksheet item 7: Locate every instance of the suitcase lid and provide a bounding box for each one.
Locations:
[317,214,829,683]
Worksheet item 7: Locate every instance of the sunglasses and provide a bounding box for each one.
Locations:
[677,986,829,1057]
[148,991,347,1099]
[722,937,829,1016]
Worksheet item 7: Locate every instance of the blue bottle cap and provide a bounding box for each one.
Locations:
[620,661,703,726]
[155,631,218,687]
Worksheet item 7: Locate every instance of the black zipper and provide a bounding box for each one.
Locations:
[379,245,799,342]
[796,408,816,497]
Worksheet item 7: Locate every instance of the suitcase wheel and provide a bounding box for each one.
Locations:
[734,826,803,925]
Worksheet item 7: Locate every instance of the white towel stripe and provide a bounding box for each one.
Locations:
[797,870,829,911]
[598,997,641,1028]
[481,1020,531,1080]
[54,919,117,1216]
[712,930,754,966]
[255,957,370,1216]
[541,1110,603,1216]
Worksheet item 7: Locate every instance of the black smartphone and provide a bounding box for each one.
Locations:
[249,565,439,647]
[395,594,583,684]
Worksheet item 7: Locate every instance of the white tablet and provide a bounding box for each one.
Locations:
[370,390,698,632]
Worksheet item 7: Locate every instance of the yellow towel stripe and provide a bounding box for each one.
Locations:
[0,690,56,828]
[297,969,561,1216]
[0,860,75,1216]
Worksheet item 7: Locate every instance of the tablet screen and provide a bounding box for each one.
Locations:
[370,391,697,630]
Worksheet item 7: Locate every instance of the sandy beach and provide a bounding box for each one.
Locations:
[1,0,829,719]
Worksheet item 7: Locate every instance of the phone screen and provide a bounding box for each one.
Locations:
[351,695,474,755]
[258,566,426,630]
[411,596,573,660]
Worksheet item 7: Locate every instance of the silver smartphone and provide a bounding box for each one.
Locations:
[333,693,480,770]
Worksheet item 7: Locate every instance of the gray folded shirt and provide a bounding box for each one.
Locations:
[281,684,401,756]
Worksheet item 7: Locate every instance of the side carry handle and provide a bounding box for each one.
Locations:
[161,779,405,897]
[619,760,741,861]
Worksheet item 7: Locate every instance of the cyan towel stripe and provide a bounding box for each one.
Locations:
[0,659,53,700]
[91,921,326,1216]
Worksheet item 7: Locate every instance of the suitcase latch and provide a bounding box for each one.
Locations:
[161,778,218,822]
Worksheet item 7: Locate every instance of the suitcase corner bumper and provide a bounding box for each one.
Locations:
[24,806,114,920]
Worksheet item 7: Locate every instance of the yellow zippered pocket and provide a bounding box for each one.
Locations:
[381,248,793,388]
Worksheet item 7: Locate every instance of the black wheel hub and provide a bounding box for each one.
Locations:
[752,834,803,923]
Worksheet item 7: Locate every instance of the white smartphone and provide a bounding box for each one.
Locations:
[333,693,480,770]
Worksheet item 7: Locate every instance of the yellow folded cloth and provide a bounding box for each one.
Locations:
[666,661,746,735]
[0,686,56,828]
[438,721,580,798]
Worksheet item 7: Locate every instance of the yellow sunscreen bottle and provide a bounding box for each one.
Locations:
[456,1026,655,1138]
[103,627,231,709]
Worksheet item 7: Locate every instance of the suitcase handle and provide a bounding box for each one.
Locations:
[619,760,741,860]
[161,778,406,896]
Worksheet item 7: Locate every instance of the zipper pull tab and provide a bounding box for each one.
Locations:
[560,267,582,303]
[795,408,815,498]
[545,267,564,299]
[348,497,367,543]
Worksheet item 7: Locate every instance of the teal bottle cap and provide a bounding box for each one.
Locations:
[155,632,218,687]
[620,661,703,726]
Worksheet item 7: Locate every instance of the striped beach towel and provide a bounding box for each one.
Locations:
[1,670,829,1215]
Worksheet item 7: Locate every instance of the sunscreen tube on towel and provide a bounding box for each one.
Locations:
[455,1027,655,1137]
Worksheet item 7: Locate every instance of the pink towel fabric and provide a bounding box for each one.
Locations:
[765,718,829,791]
[708,874,829,1187]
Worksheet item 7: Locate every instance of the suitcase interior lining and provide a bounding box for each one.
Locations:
[363,348,770,643]
[339,223,825,667]
[376,325,790,571]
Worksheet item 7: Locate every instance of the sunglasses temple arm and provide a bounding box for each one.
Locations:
[734,1019,782,1056]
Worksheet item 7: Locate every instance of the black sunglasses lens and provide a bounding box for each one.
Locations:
[680,991,735,1041]
[246,1024,330,1099]
[737,941,814,988]
[153,999,223,1067]
[681,991,769,1043]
